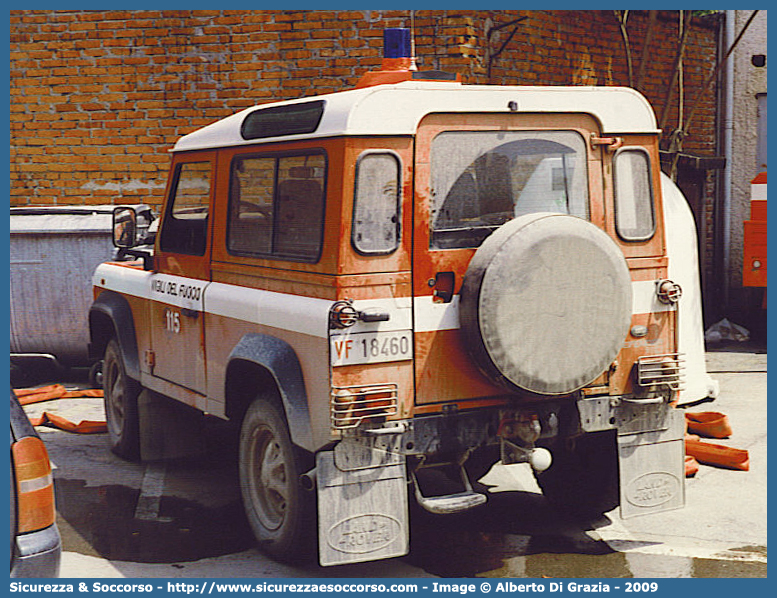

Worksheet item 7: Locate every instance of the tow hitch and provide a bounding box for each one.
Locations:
[499,413,553,472]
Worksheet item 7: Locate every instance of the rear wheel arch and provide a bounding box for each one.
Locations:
[225,334,314,452]
[225,359,281,425]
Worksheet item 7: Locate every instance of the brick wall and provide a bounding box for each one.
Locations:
[10,10,720,209]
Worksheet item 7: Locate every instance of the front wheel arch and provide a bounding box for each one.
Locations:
[89,291,141,381]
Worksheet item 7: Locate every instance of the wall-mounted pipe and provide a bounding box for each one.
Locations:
[722,10,735,309]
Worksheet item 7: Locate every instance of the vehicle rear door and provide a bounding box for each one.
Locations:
[411,113,604,407]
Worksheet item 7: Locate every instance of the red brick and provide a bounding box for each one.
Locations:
[10,9,720,209]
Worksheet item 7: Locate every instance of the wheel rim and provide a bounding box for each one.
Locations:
[247,424,289,531]
[104,356,125,438]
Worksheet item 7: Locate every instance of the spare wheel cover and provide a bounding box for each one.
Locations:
[460,213,632,395]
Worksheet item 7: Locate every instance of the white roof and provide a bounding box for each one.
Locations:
[173,81,659,153]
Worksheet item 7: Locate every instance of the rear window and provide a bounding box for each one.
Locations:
[430,130,589,249]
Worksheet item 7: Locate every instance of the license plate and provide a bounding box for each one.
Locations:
[330,330,413,366]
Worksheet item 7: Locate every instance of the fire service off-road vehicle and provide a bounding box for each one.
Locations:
[90,29,718,566]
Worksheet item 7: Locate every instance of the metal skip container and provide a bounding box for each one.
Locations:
[10,205,150,371]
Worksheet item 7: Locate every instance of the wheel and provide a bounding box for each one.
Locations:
[239,399,315,563]
[460,213,632,395]
[102,338,141,461]
[534,431,619,521]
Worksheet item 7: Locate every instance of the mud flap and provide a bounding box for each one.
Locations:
[617,406,685,518]
[138,389,206,461]
[316,439,409,566]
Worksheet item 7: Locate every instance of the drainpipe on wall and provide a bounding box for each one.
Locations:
[722,10,735,310]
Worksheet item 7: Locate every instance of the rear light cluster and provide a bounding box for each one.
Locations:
[330,300,358,329]
[656,279,683,304]
[330,384,399,429]
[12,436,56,533]
[636,353,686,392]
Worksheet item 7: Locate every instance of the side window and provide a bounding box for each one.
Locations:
[229,157,275,255]
[352,152,401,255]
[228,152,326,262]
[613,148,655,241]
[159,161,211,256]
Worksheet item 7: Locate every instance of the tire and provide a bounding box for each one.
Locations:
[460,213,632,395]
[534,431,619,521]
[239,399,315,563]
[102,338,141,461]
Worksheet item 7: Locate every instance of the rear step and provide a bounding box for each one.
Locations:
[412,463,487,515]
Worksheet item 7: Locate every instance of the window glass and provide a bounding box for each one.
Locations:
[159,161,211,255]
[228,152,326,262]
[241,101,324,140]
[229,157,275,255]
[614,149,655,241]
[430,131,589,249]
[757,93,766,172]
[353,153,401,254]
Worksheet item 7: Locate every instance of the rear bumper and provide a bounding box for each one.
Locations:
[11,524,62,578]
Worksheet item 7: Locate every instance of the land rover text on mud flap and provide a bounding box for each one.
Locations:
[90,29,718,567]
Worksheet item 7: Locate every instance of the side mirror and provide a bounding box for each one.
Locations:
[113,207,138,248]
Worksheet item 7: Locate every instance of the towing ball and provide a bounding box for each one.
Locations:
[529,448,552,472]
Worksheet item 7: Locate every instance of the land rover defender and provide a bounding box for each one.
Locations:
[90,29,717,566]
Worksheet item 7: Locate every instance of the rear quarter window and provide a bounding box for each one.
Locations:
[613,148,655,241]
[352,151,401,255]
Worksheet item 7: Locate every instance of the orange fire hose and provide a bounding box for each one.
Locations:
[684,411,733,439]
[27,411,108,435]
[684,412,749,475]
[14,385,107,434]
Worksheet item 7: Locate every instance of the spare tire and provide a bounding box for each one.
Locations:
[460,213,632,395]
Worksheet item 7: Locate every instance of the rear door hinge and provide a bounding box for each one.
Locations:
[590,134,624,153]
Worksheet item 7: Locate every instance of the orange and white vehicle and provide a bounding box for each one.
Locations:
[89,29,717,567]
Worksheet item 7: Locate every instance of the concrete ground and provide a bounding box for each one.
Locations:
[596,343,767,557]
